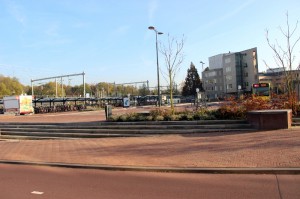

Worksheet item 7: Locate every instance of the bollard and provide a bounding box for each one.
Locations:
[105,105,112,120]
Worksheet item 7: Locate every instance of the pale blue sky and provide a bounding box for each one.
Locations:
[0,0,299,87]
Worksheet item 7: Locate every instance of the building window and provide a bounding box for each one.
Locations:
[226,75,232,81]
[244,72,248,77]
[208,79,214,84]
[208,71,216,77]
[225,67,231,72]
[243,82,249,87]
[225,58,231,64]
[227,84,233,89]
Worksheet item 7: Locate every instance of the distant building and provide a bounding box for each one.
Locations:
[259,68,300,97]
[266,67,285,73]
[258,70,285,94]
[202,47,259,99]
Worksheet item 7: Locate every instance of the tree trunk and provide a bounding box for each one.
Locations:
[169,70,174,114]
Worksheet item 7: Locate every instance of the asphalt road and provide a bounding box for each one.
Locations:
[1,164,299,199]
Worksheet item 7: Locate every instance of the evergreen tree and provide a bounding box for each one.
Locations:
[182,62,203,96]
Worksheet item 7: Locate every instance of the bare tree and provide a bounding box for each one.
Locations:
[264,12,300,97]
[160,34,185,113]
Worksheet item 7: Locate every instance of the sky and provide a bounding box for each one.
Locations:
[0,0,300,87]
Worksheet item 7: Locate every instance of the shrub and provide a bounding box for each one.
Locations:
[150,109,165,118]
[166,114,180,121]
[126,113,139,121]
[242,95,271,111]
[108,115,120,122]
[108,92,300,122]
[136,114,147,121]
[178,113,188,121]
[193,108,212,120]
[154,115,164,121]
[212,106,245,120]
[213,96,246,119]
[146,115,153,121]
[118,115,128,122]
[270,93,300,115]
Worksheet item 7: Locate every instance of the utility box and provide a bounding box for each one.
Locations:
[3,95,34,115]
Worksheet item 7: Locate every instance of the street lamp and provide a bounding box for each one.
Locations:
[200,61,205,71]
[148,26,163,107]
[224,75,227,98]
[200,61,205,92]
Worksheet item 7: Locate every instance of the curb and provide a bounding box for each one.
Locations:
[1,160,300,174]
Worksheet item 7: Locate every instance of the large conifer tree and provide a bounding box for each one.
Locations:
[182,62,203,96]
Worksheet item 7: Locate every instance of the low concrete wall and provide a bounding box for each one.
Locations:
[247,109,292,130]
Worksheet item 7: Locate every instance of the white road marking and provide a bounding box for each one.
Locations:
[31,191,44,195]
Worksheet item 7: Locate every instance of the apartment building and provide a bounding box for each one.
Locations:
[202,47,259,99]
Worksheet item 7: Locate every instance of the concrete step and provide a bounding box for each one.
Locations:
[0,120,249,126]
[291,118,300,126]
[0,124,253,132]
[0,131,145,138]
[0,128,254,139]
[0,135,77,140]
[0,120,255,139]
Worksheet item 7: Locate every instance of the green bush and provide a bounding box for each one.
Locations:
[176,113,192,121]
[154,115,164,121]
[186,114,194,121]
[193,108,214,120]
[146,115,153,121]
[108,115,120,122]
[135,114,146,121]
[212,106,245,120]
[165,114,179,121]
[150,109,165,118]
[126,113,137,121]
[118,115,128,122]
[108,93,300,122]
[178,113,188,121]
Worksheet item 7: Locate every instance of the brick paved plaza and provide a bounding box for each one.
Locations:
[0,109,299,168]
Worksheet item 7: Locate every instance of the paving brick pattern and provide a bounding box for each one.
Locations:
[0,109,300,168]
[0,130,300,168]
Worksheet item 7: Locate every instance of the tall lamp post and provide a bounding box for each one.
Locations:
[200,61,205,71]
[200,61,205,92]
[148,26,163,107]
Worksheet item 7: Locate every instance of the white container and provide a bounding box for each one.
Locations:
[3,95,34,115]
